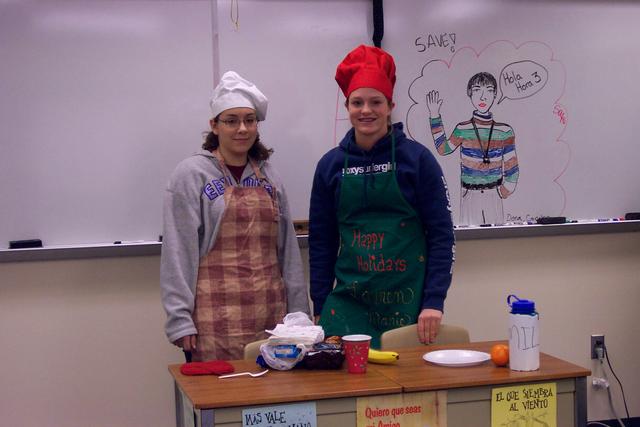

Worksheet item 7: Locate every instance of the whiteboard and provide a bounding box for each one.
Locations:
[384,0,640,223]
[1,0,214,246]
[3,0,640,248]
[0,0,371,247]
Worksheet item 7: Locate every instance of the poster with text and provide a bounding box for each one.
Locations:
[491,382,557,427]
[357,391,446,427]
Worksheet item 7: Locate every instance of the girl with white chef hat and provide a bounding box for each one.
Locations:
[161,71,310,360]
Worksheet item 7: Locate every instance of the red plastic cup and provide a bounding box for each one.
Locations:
[342,334,372,374]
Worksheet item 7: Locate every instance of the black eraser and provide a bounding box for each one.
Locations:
[625,212,640,220]
[537,216,566,225]
[9,239,43,249]
[113,241,122,245]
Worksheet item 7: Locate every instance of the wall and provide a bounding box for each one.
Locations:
[1,232,638,426]
[0,255,182,426]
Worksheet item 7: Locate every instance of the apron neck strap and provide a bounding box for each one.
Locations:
[212,149,265,185]
[248,158,264,180]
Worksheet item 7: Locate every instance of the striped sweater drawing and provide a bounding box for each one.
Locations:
[429,111,519,195]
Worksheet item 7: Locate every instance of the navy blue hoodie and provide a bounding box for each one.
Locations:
[309,123,455,316]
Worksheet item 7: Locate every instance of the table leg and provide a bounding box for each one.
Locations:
[174,380,197,427]
[196,409,214,427]
[575,376,587,427]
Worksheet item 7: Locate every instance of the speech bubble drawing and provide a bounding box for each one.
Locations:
[497,60,548,104]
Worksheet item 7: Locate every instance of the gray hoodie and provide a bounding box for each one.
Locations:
[160,149,310,343]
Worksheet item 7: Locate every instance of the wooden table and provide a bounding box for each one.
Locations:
[372,341,590,427]
[169,341,590,427]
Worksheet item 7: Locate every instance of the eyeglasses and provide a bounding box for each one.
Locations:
[218,117,258,129]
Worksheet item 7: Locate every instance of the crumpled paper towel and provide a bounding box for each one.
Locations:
[265,312,325,346]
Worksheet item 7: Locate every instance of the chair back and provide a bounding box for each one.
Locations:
[380,323,470,350]
[243,339,268,361]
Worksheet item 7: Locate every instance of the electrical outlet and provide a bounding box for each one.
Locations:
[592,377,609,389]
[591,334,605,359]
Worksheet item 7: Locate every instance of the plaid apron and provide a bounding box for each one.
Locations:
[191,150,286,361]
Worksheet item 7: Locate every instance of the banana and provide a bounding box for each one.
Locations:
[368,349,400,364]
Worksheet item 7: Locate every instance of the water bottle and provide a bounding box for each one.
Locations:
[507,294,539,371]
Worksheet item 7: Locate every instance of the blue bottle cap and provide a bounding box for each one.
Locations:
[507,294,536,314]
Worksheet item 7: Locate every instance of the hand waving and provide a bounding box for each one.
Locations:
[426,90,443,118]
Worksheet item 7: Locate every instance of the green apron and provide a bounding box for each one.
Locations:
[319,133,427,348]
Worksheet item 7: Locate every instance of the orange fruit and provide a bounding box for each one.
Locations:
[490,344,509,367]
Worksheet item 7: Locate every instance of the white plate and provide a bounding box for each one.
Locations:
[423,350,491,367]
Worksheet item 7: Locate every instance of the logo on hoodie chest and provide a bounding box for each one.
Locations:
[203,176,273,201]
[342,161,393,176]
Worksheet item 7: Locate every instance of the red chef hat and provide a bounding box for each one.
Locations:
[335,45,396,101]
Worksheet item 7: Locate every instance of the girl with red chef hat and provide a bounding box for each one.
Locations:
[161,71,310,361]
[309,45,455,348]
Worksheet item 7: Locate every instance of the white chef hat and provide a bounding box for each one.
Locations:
[209,71,268,121]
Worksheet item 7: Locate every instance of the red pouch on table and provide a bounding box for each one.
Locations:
[180,360,234,376]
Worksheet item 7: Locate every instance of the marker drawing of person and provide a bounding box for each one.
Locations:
[427,72,519,225]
